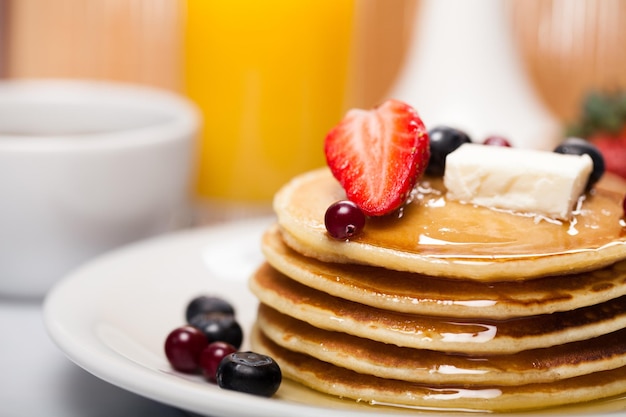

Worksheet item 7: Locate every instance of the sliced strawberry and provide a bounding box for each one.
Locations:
[324,99,430,216]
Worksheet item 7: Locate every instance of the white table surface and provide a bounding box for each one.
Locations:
[0,296,194,417]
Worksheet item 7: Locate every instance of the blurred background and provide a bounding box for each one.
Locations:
[0,0,625,216]
[0,2,625,415]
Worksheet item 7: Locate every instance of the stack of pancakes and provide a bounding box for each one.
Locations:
[249,168,626,412]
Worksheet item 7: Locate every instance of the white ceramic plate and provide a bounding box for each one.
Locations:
[43,218,626,417]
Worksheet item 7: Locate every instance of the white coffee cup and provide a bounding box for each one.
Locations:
[0,79,200,298]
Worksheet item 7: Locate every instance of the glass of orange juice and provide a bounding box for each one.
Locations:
[184,0,356,222]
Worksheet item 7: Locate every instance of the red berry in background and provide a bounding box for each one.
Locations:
[164,325,208,372]
[200,341,237,382]
[566,91,626,180]
[483,136,512,147]
[589,136,626,179]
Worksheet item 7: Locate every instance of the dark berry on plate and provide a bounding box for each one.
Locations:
[164,325,208,373]
[426,126,472,176]
[554,137,605,189]
[324,200,366,240]
[623,194,626,217]
[186,295,235,323]
[189,312,243,349]
[200,341,237,383]
[217,352,282,397]
[483,135,512,147]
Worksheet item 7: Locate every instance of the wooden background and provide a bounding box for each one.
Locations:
[1,0,625,125]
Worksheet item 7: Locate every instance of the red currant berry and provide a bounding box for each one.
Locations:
[483,136,511,147]
[324,200,366,240]
[200,341,237,382]
[164,325,208,373]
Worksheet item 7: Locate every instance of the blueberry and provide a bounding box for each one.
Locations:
[186,295,235,323]
[189,312,243,349]
[553,137,605,189]
[426,126,472,176]
[217,352,282,397]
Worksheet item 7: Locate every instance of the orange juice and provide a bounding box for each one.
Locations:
[184,0,355,206]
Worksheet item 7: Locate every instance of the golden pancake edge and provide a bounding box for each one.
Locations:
[249,262,626,354]
[248,168,626,412]
[261,223,626,319]
[256,303,626,387]
[252,324,626,413]
[274,168,626,281]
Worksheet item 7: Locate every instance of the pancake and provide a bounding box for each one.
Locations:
[274,168,626,281]
[251,324,626,413]
[251,165,626,410]
[262,224,626,319]
[249,263,626,354]
[257,304,626,386]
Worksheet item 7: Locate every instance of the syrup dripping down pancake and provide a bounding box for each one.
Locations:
[274,168,626,281]
[249,264,626,354]
[251,324,626,413]
[256,304,626,386]
[262,224,626,319]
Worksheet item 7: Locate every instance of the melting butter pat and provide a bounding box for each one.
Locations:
[443,143,593,220]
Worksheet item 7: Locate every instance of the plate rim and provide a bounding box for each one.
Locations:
[42,217,624,417]
[42,217,385,417]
